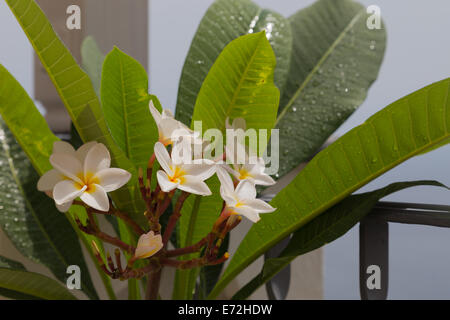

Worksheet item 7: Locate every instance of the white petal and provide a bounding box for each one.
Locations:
[50,154,83,184]
[251,173,276,186]
[234,207,260,223]
[161,109,174,119]
[243,199,276,213]
[171,139,192,165]
[154,142,173,174]
[37,169,64,191]
[216,166,235,195]
[220,187,237,206]
[222,164,241,180]
[181,161,216,181]
[56,201,73,213]
[84,143,111,175]
[53,141,75,155]
[149,99,162,124]
[53,180,86,205]
[95,168,131,192]
[156,170,178,192]
[225,117,232,129]
[75,141,98,163]
[135,232,163,259]
[235,179,256,200]
[80,184,109,211]
[159,118,181,143]
[178,175,211,196]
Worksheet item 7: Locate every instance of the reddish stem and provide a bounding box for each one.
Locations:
[162,192,190,245]
[165,236,209,257]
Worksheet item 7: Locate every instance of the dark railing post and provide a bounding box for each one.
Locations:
[359,215,389,300]
[265,235,291,300]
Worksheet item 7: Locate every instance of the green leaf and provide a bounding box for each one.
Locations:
[175,0,292,126]
[209,78,450,299]
[173,177,223,299]
[0,268,77,300]
[232,180,448,299]
[101,47,159,170]
[4,0,146,226]
[81,36,105,97]
[191,31,279,153]
[0,119,99,300]
[0,256,39,300]
[0,65,57,174]
[276,0,387,177]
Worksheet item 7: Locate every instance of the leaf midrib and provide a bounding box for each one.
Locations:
[275,9,365,127]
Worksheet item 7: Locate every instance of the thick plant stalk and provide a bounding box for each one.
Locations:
[146,269,162,300]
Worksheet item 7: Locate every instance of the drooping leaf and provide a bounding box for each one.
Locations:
[209,78,450,299]
[0,268,77,300]
[0,119,98,300]
[232,180,448,299]
[275,0,387,177]
[191,31,279,153]
[101,47,159,170]
[4,0,146,226]
[81,36,105,97]
[175,0,292,125]
[0,256,39,300]
[0,64,115,300]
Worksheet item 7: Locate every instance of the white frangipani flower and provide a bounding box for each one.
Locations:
[154,140,215,196]
[37,141,131,212]
[223,142,275,186]
[216,167,275,223]
[134,231,163,260]
[149,100,202,145]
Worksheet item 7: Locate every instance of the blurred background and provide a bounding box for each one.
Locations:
[0,0,450,299]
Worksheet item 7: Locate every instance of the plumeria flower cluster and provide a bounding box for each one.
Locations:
[36,99,276,299]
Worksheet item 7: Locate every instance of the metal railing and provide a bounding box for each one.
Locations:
[264,201,450,300]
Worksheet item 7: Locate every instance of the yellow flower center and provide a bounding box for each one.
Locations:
[169,166,186,184]
[74,171,100,193]
[238,168,251,180]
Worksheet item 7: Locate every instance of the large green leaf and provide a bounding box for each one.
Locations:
[209,78,450,298]
[191,31,279,152]
[0,267,77,300]
[177,0,290,126]
[101,47,159,170]
[5,0,146,226]
[0,64,115,300]
[0,256,40,299]
[0,119,98,300]
[81,36,104,97]
[232,180,448,299]
[275,0,386,177]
